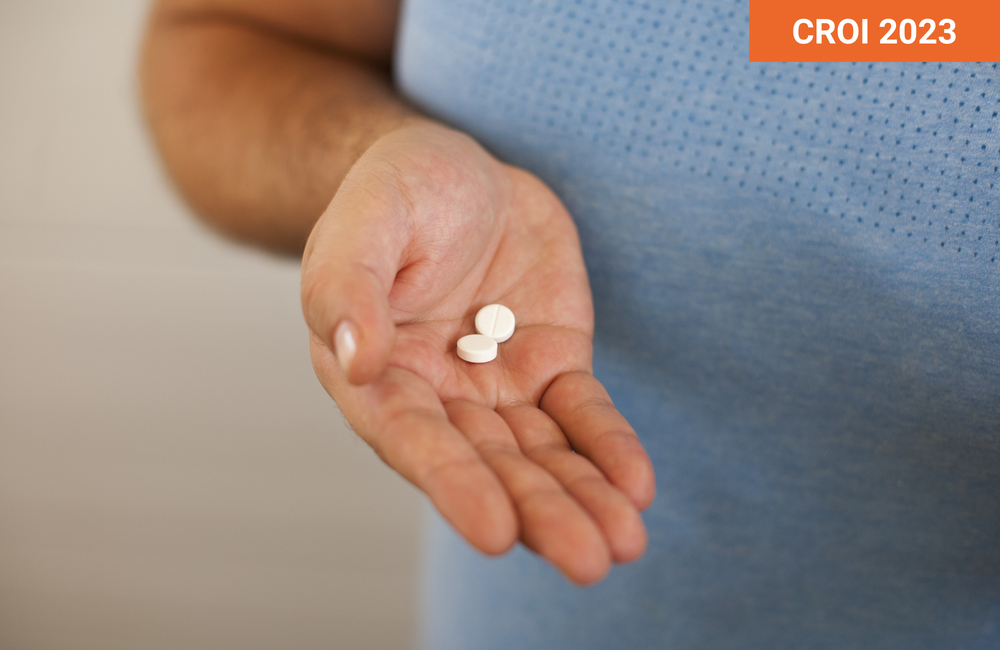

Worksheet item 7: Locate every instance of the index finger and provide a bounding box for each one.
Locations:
[311,334,518,555]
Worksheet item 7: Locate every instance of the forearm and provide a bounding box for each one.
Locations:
[140,3,422,253]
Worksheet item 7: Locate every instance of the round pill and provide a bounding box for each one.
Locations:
[456,334,498,363]
[474,304,516,343]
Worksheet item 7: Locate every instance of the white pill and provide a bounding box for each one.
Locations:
[456,334,498,363]
[474,304,516,343]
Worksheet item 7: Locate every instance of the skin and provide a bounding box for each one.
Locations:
[142,0,655,585]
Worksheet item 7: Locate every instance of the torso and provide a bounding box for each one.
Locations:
[397,2,1000,647]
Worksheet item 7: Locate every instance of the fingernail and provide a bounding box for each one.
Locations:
[334,321,357,376]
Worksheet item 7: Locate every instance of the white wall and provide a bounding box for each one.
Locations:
[0,3,422,648]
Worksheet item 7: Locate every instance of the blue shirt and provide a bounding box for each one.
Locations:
[395,1,1000,647]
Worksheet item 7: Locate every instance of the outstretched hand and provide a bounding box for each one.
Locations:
[302,123,655,584]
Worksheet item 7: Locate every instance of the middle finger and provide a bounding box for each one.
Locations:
[444,399,611,585]
[499,402,648,563]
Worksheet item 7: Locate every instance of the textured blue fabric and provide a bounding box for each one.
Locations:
[395,1,1000,647]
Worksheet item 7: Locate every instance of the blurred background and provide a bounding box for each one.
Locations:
[0,2,422,648]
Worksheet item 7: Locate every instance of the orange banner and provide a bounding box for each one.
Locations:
[749,0,1000,62]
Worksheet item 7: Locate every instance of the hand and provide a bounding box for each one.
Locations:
[302,122,655,584]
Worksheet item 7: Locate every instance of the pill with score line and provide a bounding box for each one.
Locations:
[474,303,516,343]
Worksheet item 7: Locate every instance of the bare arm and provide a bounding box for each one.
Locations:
[141,0,420,252]
[141,0,655,584]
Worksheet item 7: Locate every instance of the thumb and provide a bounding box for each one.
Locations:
[301,172,410,386]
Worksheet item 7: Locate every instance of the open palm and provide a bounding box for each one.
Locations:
[302,123,654,584]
